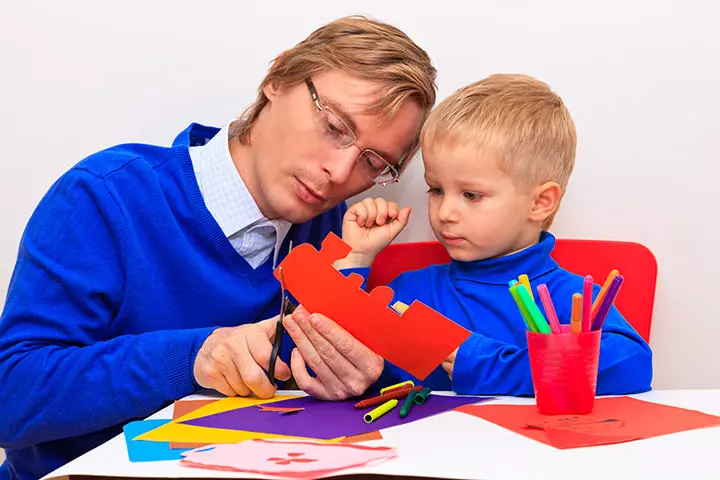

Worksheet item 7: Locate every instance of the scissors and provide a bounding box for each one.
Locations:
[268,255,298,386]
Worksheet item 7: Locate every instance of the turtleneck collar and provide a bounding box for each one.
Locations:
[449,232,559,285]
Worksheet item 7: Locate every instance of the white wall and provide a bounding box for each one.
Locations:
[1,0,718,390]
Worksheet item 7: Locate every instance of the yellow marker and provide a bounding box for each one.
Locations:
[518,274,533,300]
[364,399,398,424]
[380,380,414,394]
[592,269,620,319]
[392,301,409,313]
[571,293,583,333]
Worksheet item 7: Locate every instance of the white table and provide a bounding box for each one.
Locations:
[44,390,720,480]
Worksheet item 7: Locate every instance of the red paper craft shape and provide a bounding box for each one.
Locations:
[274,233,471,380]
[457,396,720,449]
[259,406,306,415]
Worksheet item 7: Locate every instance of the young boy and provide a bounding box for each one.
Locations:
[335,74,652,396]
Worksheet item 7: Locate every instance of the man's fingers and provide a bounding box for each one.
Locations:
[297,313,357,382]
[247,328,291,382]
[233,335,275,399]
[283,310,345,397]
[308,313,383,377]
[290,348,332,400]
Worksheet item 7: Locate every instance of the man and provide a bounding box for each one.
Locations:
[0,16,436,479]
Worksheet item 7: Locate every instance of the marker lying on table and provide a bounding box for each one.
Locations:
[353,385,423,409]
[364,399,398,423]
[380,380,414,395]
[414,386,432,405]
[399,389,419,418]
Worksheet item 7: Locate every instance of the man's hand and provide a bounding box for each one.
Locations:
[282,306,384,400]
[193,317,291,399]
[334,197,411,270]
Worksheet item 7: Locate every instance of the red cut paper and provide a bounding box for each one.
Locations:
[457,396,720,449]
[274,233,471,380]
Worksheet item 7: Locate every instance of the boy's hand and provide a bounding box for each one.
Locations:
[441,348,458,379]
[334,198,411,269]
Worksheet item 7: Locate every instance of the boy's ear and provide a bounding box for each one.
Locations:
[530,181,563,223]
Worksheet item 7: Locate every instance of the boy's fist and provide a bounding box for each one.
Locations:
[335,197,411,269]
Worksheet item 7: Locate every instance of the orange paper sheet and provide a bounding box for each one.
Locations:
[170,399,219,449]
[457,396,720,449]
[273,233,471,380]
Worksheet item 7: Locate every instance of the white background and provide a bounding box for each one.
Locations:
[1,0,719,402]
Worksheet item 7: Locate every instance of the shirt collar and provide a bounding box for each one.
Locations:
[190,122,291,253]
[450,232,560,285]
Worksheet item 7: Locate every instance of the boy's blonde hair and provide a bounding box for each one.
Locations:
[233,16,437,174]
[421,74,576,227]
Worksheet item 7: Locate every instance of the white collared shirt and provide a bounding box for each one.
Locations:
[189,123,291,269]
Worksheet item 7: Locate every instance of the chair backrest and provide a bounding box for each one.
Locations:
[367,239,657,342]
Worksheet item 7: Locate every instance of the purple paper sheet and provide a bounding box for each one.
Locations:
[181,394,492,440]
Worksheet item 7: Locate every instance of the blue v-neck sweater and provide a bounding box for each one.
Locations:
[368,233,653,396]
[0,123,345,479]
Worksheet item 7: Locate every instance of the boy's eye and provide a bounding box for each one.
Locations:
[463,192,483,201]
[426,187,443,195]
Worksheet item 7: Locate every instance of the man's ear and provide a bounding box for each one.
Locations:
[263,50,288,101]
[530,181,563,223]
[263,81,281,101]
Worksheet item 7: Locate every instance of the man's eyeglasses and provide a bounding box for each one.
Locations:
[306,80,404,185]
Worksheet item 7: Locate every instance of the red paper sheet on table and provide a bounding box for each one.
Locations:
[273,233,471,380]
[456,396,720,449]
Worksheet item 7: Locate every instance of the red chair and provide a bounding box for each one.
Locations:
[367,239,657,342]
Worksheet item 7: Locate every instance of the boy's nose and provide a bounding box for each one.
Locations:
[437,198,460,223]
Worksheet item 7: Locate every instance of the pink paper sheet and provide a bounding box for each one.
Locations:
[180,438,398,478]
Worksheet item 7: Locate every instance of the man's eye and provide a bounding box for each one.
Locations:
[427,187,443,195]
[327,122,343,134]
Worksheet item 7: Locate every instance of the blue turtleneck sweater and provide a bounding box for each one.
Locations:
[370,232,653,395]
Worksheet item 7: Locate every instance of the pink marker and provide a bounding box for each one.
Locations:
[582,275,593,332]
[537,284,561,334]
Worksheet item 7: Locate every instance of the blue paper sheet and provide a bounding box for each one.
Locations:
[123,419,190,462]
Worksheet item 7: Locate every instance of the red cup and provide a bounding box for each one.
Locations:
[526,324,601,415]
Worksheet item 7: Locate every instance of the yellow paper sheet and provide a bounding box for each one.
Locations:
[135,395,301,442]
[134,394,343,444]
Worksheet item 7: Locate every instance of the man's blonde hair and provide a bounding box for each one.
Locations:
[233,16,437,173]
[421,74,576,227]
